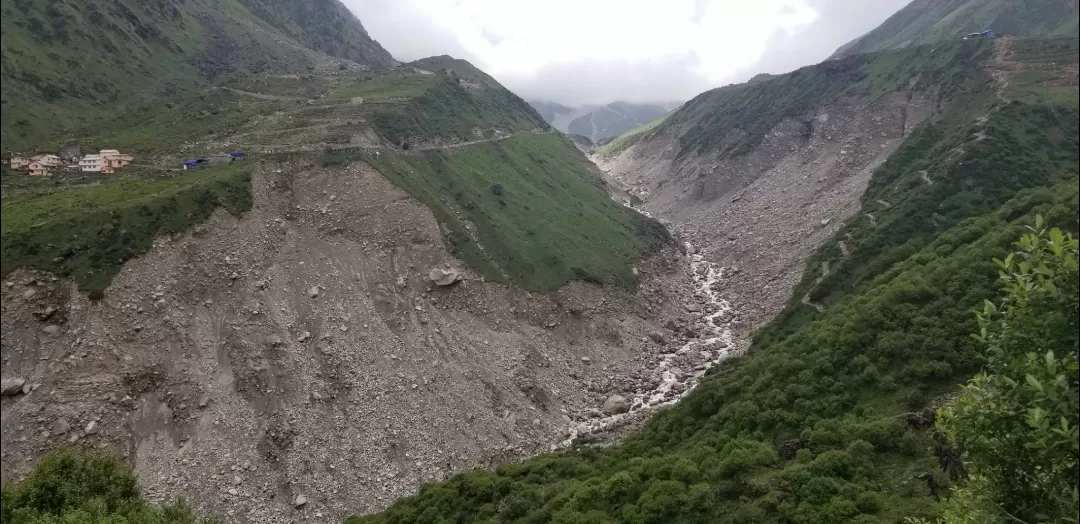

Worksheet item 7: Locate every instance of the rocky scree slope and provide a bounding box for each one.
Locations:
[595,39,990,334]
[0,156,700,523]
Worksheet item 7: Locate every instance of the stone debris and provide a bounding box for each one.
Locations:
[0,159,698,524]
[428,268,461,286]
[1,378,26,397]
[51,418,71,436]
[603,395,629,415]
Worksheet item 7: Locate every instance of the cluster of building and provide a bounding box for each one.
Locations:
[7,147,134,176]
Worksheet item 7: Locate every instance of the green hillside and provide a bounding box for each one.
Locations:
[362,133,669,292]
[346,37,1080,524]
[832,0,1079,58]
[0,0,393,152]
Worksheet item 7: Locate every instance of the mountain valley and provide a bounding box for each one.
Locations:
[1,1,1078,523]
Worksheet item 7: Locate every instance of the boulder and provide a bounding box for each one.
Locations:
[307,286,320,298]
[648,331,668,345]
[293,494,308,508]
[1,378,26,396]
[603,395,630,415]
[51,418,71,436]
[428,268,461,287]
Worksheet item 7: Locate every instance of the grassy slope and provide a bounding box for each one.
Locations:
[374,60,549,146]
[1,162,253,295]
[833,0,1079,58]
[234,0,393,67]
[361,133,670,291]
[0,0,390,153]
[345,37,1080,524]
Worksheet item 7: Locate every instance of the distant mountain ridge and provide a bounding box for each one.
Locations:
[568,101,673,141]
[527,99,679,141]
[831,0,1079,58]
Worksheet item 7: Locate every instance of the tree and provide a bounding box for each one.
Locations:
[935,218,1079,523]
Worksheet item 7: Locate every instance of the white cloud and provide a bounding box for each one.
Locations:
[346,0,907,105]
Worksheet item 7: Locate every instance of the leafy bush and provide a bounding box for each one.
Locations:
[0,448,217,524]
[935,222,1079,523]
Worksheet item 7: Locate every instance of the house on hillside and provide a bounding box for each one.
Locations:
[79,154,102,172]
[9,156,31,169]
[27,161,50,176]
[100,149,133,168]
[32,154,63,168]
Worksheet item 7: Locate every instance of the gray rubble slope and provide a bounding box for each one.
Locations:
[0,158,698,523]
[595,91,933,336]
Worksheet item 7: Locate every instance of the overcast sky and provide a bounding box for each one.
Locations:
[346,0,911,106]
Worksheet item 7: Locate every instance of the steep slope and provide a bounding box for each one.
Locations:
[1,5,690,524]
[0,0,393,152]
[235,0,394,66]
[597,39,991,327]
[349,34,1079,523]
[831,0,1079,58]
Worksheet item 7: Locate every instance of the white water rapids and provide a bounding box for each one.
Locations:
[557,238,737,447]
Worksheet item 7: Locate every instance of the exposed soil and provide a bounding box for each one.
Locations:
[1,158,699,522]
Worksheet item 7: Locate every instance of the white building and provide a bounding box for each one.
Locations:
[80,154,102,172]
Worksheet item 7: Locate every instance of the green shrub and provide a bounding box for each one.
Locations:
[1,448,217,524]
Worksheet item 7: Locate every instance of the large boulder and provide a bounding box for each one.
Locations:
[428,268,461,286]
[1,378,26,396]
[603,395,630,415]
[648,330,669,344]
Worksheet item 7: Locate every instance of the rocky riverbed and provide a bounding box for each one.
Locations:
[559,237,737,445]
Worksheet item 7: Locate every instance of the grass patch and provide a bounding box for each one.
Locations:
[1,162,254,296]
[363,133,670,291]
